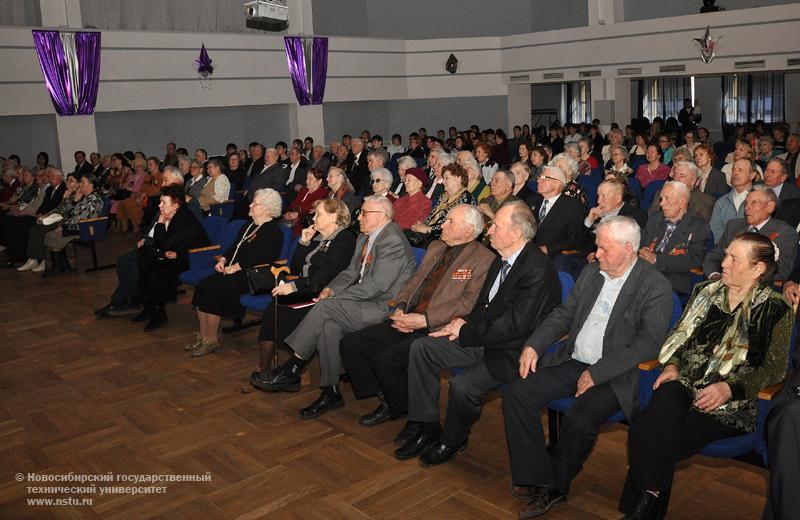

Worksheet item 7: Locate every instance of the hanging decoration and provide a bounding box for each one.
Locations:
[284,36,329,105]
[31,30,101,116]
[195,43,214,90]
[693,25,722,64]
[445,53,458,74]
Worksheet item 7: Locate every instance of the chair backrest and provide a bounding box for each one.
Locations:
[221,219,248,250]
[278,226,301,261]
[629,156,647,171]
[577,178,598,208]
[641,180,666,211]
[209,199,235,220]
[101,197,113,217]
[557,271,575,304]
[526,180,538,194]
[412,247,427,267]
[626,177,642,198]
[201,215,227,244]
[415,157,427,168]
[670,291,683,329]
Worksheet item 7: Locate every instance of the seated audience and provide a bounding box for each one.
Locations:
[339,204,494,427]
[531,165,588,257]
[635,144,671,189]
[185,159,208,202]
[531,146,548,179]
[693,143,729,197]
[0,168,19,203]
[704,186,796,281]
[244,200,355,390]
[629,132,648,157]
[309,145,330,175]
[756,135,778,163]
[477,169,518,222]
[511,161,537,207]
[253,196,416,419]
[640,181,711,297]
[283,168,328,237]
[188,188,284,353]
[285,146,308,195]
[776,133,799,181]
[17,169,69,272]
[197,158,231,212]
[393,202,561,464]
[0,167,45,266]
[648,161,715,222]
[658,133,676,165]
[620,233,791,519]
[392,168,432,230]
[326,166,358,215]
[248,148,288,199]
[761,157,800,209]
[550,153,586,206]
[601,128,624,165]
[709,158,758,241]
[460,154,490,203]
[605,144,633,178]
[517,142,535,169]
[132,184,209,331]
[407,163,474,248]
[226,152,246,191]
[503,216,673,518]
[578,137,599,175]
[475,142,498,183]
[722,139,763,185]
[368,167,395,201]
[391,156,417,197]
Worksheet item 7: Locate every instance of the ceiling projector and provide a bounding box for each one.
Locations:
[245,0,289,31]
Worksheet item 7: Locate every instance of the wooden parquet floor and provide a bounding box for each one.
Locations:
[0,233,769,519]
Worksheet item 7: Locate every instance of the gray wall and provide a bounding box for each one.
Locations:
[623,0,799,21]
[531,84,562,126]
[0,114,58,169]
[322,96,508,144]
[313,0,587,38]
[0,0,41,26]
[94,104,290,157]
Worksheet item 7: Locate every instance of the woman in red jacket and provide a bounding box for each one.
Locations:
[283,168,329,237]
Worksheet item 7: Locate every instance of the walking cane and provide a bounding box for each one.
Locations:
[270,265,291,370]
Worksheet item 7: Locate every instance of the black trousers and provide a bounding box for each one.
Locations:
[339,321,428,418]
[1,215,35,262]
[110,249,139,306]
[763,391,800,520]
[620,380,743,517]
[502,358,620,494]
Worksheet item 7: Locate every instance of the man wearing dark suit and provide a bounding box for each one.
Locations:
[37,168,66,216]
[503,216,673,517]
[530,165,588,257]
[393,202,561,465]
[284,147,308,199]
[648,161,715,222]
[339,205,495,427]
[257,196,417,419]
[640,181,711,297]
[247,148,288,200]
[762,157,800,210]
[347,138,370,194]
[72,151,93,179]
[703,187,797,281]
[333,143,353,171]
[309,145,331,174]
[244,143,265,179]
[555,178,646,279]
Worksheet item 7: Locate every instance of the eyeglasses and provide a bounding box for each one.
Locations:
[370,179,384,184]
[538,174,561,182]
[360,210,386,217]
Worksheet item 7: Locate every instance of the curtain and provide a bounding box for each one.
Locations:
[567,81,591,123]
[642,77,689,121]
[284,36,329,106]
[32,30,102,116]
[723,73,784,124]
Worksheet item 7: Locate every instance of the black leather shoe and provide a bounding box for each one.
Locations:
[250,368,301,392]
[393,422,420,446]
[622,491,659,520]
[394,430,440,460]
[94,303,114,317]
[299,390,344,420]
[519,488,566,519]
[131,307,150,322]
[144,307,167,331]
[419,440,467,466]
[358,402,390,427]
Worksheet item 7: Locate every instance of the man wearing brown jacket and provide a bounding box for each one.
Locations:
[340,204,495,427]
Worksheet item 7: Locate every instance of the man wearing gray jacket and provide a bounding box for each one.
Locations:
[256,196,416,420]
[502,216,673,518]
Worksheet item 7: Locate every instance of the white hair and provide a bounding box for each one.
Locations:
[370,168,393,184]
[549,153,578,180]
[363,195,394,219]
[597,215,641,250]
[253,188,283,218]
[462,157,480,176]
[458,204,485,239]
[662,180,690,200]
[162,165,184,185]
[435,150,454,167]
[397,156,417,169]
[673,161,700,181]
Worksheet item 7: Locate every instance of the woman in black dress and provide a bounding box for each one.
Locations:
[133,184,210,331]
[247,198,355,391]
[189,188,284,356]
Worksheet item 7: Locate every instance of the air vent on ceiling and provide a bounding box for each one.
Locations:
[579,69,601,78]
[617,67,642,76]
[735,60,765,69]
[509,74,530,83]
[659,64,686,73]
[786,57,800,67]
[542,72,564,80]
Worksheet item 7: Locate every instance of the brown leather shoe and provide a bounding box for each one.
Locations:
[511,484,544,500]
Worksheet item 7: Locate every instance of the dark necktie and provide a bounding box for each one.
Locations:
[749,226,758,232]
[357,236,370,282]
[539,200,549,222]
[499,260,511,285]
[656,219,678,253]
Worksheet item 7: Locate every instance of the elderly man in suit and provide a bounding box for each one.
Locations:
[257,196,416,419]
[703,186,797,281]
[648,161,715,222]
[531,165,588,257]
[503,215,673,518]
[247,148,288,200]
[393,201,562,465]
[640,181,711,298]
[776,133,800,181]
[339,204,495,427]
[761,157,800,209]
[347,138,370,194]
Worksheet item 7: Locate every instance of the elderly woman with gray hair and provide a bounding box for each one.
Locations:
[188,188,284,355]
[550,153,587,206]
